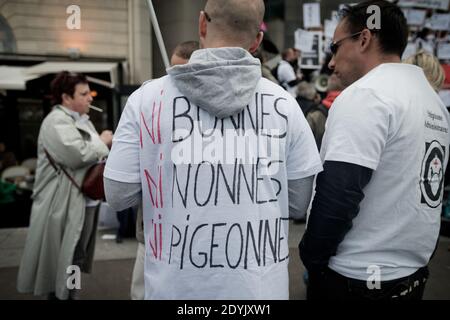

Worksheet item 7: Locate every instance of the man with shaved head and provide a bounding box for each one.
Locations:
[104,0,322,299]
[200,0,264,49]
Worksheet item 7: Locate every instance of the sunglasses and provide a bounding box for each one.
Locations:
[204,11,212,22]
[202,10,261,35]
[330,31,363,55]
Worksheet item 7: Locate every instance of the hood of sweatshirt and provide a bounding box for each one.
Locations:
[167,47,261,119]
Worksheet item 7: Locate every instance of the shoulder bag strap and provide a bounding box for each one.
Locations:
[43,148,82,192]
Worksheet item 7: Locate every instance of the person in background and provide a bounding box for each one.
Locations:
[170,40,200,66]
[17,71,112,300]
[415,27,435,55]
[276,48,303,96]
[295,81,320,116]
[254,47,279,84]
[404,50,445,92]
[306,74,345,150]
[440,63,450,90]
[300,1,450,300]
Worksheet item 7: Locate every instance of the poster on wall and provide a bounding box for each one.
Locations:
[398,0,450,10]
[402,9,427,26]
[295,29,315,52]
[428,14,450,30]
[303,3,321,29]
[438,42,450,60]
[295,30,324,69]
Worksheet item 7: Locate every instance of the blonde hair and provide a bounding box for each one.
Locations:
[297,81,317,100]
[404,50,445,91]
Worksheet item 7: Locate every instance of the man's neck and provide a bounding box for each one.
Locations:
[362,53,401,76]
[203,37,247,50]
[380,54,402,64]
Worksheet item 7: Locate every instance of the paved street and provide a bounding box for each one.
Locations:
[0,221,449,300]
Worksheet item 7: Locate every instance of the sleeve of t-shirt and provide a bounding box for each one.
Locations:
[278,63,296,84]
[286,96,323,179]
[104,87,143,183]
[321,88,392,170]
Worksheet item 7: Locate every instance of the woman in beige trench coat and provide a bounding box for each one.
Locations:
[17,72,112,300]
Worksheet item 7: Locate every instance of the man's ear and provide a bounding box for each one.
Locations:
[199,11,208,43]
[360,29,373,53]
[249,31,264,54]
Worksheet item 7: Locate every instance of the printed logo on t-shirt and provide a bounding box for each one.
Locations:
[420,140,445,208]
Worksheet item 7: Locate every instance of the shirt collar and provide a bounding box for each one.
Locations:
[59,105,90,122]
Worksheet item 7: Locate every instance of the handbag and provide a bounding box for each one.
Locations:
[81,162,106,200]
[44,148,106,201]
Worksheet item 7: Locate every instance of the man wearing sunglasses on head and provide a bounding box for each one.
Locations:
[299,0,450,300]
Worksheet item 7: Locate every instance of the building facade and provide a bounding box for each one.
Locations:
[0,0,152,84]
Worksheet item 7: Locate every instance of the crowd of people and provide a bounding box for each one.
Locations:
[14,0,450,301]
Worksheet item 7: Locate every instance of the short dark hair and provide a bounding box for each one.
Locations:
[281,48,293,60]
[50,71,88,105]
[339,0,408,57]
[173,41,200,60]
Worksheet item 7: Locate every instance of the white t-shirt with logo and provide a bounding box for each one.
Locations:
[320,63,450,281]
[105,76,322,299]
